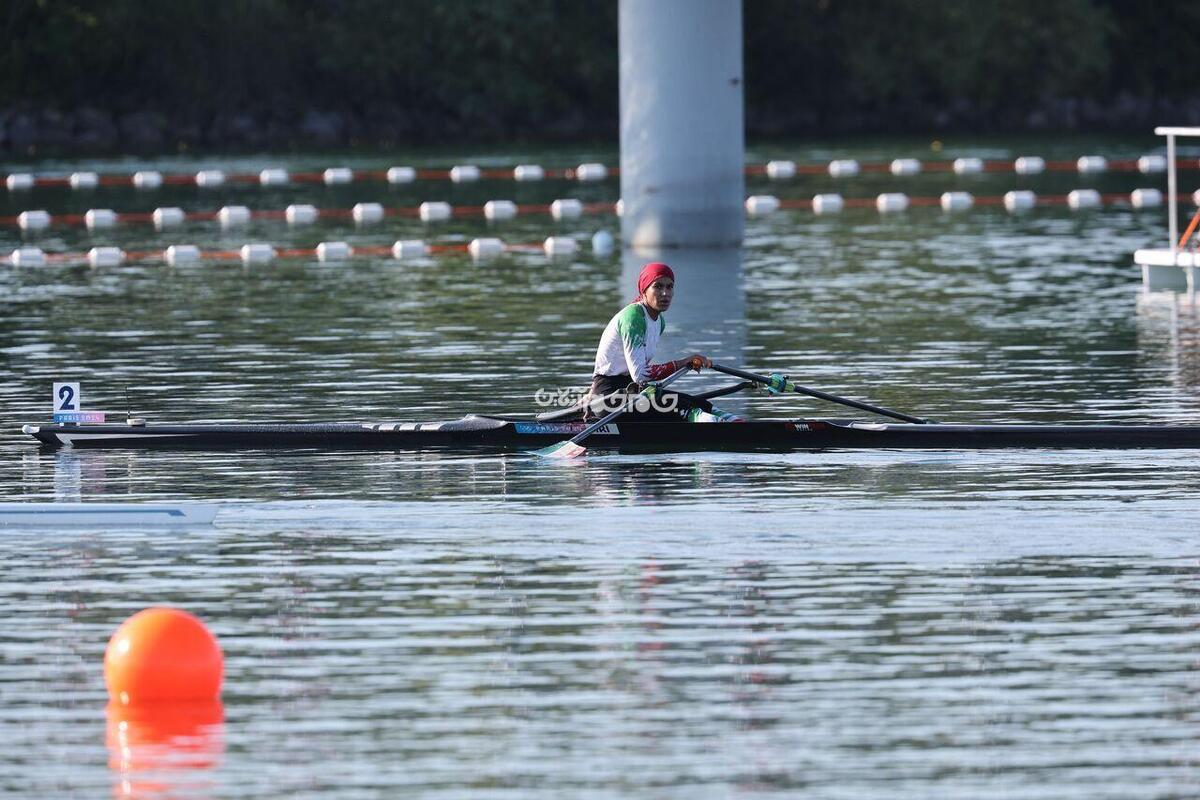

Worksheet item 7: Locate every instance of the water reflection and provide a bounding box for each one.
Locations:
[622,246,748,413]
[1136,291,1200,390]
[24,445,1200,506]
[106,701,224,799]
[620,246,745,360]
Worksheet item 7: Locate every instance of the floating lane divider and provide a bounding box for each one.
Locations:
[742,189,1186,216]
[2,154,1188,192]
[746,154,1180,178]
[1,163,613,191]
[4,189,1186,234]
[2,236,587,268]
[0,199,617,231]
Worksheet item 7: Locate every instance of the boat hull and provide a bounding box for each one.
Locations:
[21,416,1200,452]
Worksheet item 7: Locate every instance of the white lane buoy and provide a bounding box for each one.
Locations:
[352,202,384,224]
[195,169,225,187]
[84,209,117,229]
[316,241,352,261]
[543,237,578,257]
[165,245,200,266]
[218,205,251,227]
[591,230,615,255]
[1076,156,1107,174]
[450,165,480,183]
[744,195,780,216]
[484,200,518,221]
[468,237,503,261]
[614,199,624,217]
[69,171,99,189]
[11,247,46,267]
[550,198,583,221]
[87,246,125,268]
[513,165,544,181]
[1067,189,1102,209]
[240,243,276,264]
[285,204,318,225]
[132,171,162,189]
[418,201,452,222]
[765,160,796,180]
[1003,190,1037,212]
[323,167,353,185]
[6,173,35,191]
[1130,188,1163,209]
[812,194,844,214]
[575,163,607,181]
[827,159,859,177]
[1193,189,1200,208]
[387,166,415,184]
[392,240,428,259]
[890,159,921,176]
[17,210,51,231]
[952,158,983,175]
[940,191,974,212]
[1137,155,1167,174]
[876,193,909,213]
[259,168,289,186]
[153,207,185,229]
[1013,157,1045,175]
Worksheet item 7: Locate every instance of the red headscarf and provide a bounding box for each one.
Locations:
[636,262,674,297]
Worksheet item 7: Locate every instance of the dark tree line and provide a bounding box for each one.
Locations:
[1,0,1197,152]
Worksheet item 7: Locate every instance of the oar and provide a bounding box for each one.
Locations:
[533,366,691,458]
[709,362,933,424]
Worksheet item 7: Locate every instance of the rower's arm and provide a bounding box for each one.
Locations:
[617,307,654,383]
[647,360,682,380]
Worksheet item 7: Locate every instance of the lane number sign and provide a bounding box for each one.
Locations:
[51,382,105,423]
[53,382,80,412]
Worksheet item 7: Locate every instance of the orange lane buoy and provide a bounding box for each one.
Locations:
[104,607,223,706]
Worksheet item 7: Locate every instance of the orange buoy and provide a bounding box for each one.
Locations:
[104,607,223,705]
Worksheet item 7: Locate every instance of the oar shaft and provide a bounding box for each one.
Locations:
[569,367,690,444]
[710,363,931,424]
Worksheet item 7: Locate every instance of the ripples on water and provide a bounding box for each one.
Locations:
[2,140,1199,798]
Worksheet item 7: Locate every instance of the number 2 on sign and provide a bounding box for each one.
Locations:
[53,382,80,412]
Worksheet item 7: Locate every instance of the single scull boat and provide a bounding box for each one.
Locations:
[23,366,1200,453]
[21,416,1200,452]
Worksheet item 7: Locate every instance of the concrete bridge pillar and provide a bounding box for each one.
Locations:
[619,0,745,249]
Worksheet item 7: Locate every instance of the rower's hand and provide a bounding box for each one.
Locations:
[683,354,712,371]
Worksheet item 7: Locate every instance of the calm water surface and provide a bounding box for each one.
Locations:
[2,138,1199,798]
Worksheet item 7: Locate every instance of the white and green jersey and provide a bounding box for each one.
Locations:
[593,302,671,384]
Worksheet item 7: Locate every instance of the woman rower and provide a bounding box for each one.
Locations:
[585,261,741,422]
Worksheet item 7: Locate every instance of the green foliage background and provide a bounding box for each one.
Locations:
[1,0,1197,142]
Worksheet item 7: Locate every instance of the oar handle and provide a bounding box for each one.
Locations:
[709,363,932,424]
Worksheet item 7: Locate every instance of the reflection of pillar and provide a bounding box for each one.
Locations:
[1137,291,1200,392]
[619,0,744,249]
[623,247,748,411]
[53,452,82,500]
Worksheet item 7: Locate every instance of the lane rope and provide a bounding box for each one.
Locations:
[2,154,1190,191]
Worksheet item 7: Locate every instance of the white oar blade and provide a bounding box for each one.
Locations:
[531,439,588,459]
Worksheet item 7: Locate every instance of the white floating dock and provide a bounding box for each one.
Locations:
[1135,249,1200,293]
[1135,127,1200,299]
[0,502,218,526]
